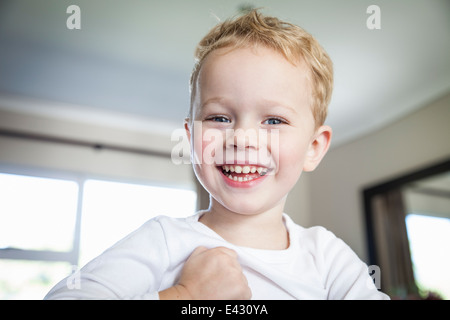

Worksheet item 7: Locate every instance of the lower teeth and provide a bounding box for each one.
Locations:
[228,175,253,182]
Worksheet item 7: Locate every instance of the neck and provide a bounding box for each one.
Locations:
[199,197,289,250]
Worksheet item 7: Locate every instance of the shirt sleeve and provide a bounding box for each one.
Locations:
[313,227,390,300]
[44,218,169,300]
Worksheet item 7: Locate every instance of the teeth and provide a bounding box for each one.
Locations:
[256,167,268,175]
[226,174,256,182]
[221,165,269,179]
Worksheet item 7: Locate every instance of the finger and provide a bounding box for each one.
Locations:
[190,246,209,257]
[211,246,238,259]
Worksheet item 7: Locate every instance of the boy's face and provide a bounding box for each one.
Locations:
[186,46,331,215]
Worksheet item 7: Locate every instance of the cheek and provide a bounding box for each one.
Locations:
[192,127,225,165]
[275,134,310,170]
[190,129,204,165]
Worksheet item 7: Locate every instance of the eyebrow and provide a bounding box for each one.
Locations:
[263,101,298,115]
[200,97,228,110]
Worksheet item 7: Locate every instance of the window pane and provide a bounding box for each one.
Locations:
[80,179,196,266]
[406,214,450,299]
[0,173,78,252]
[0,259,73,299]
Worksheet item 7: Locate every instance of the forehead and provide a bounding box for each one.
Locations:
[195,46,312,112]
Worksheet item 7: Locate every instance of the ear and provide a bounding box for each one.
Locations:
[303,125,332,172]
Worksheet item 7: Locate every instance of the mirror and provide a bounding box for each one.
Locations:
[363,158,450,299]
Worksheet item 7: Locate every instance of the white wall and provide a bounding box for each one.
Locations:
[308,91,450,262]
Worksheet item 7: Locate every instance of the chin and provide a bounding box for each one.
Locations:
[216,196,272,216]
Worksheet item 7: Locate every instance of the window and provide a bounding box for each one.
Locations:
[405,214,450,299]
[79,179,197,266]
[0,171,196,299]
[0,173,79,253]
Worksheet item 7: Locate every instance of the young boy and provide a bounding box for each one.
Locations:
[45,10,389,300]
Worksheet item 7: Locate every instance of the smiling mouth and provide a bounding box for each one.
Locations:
[219,164,269,182]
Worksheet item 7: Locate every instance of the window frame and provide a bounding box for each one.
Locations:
[0,163,198,267]
[0,163,84,266]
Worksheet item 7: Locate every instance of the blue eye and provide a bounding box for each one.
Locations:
[264,118,284,125]
[209,116,230,123]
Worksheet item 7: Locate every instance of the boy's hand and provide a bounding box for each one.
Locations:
[159,246,252,300]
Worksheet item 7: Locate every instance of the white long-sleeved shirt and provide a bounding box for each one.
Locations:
[44,212,389,300]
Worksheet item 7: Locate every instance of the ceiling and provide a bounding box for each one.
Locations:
[0,0,449,147]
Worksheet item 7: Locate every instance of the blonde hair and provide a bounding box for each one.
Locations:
[189,9,333,128]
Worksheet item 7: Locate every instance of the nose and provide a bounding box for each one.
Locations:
[226,121,259,150]
[222,119,275,167]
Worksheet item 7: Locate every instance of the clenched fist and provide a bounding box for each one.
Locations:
[159,246,252,300]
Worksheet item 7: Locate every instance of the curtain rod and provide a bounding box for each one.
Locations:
[0,128,172,159]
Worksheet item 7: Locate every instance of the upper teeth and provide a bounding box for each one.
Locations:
[222,165,268,175]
